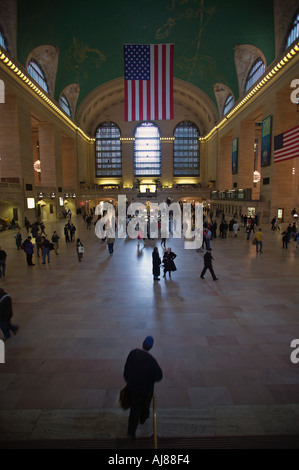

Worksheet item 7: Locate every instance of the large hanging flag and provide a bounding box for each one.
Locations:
[273,125,299,163]
[124,44,174,122]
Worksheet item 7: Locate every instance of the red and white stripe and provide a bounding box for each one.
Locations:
[274,125,299,163]
[125,44,174,122]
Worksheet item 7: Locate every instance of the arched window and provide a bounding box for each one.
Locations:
[223,94,234,115]
[173,121,200,176]
[286,11,299,49]
[0,27,8,51]
[134,122,161,176]
[95,122,122,177]
[245,59,265,92]
[60,95,72,117]
[27,59,49,94]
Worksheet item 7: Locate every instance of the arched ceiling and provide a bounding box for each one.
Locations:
[16,0,276,110]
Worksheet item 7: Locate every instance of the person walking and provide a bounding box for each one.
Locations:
[40,221,47,236]
[106,235,115,254]
[200,248,218,281]
[246,223,255,240]
[51,231,60,255]
[35,232,43,258]
[282,230,289,249]
[70,223,76,242]
[23,236,35,266]
[41,237,51,264]
[152,247,161,281]
[15,232,22,250]
[233,221,239,237]
[0,288,18,341]
[0,247,7,278]
[123,336,163,439]
[162,247,177,278]
[255,228,263,253]
[64,223,70,243]
[76,238,84,262]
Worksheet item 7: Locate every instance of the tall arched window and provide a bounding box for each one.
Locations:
[134,122,161,176]
[245,59,265,92]
[60,95,72,117]
[286,11,299,49]
[173,121,200,176]
[223,94,234,115]
[95,122,122,177]
[27,59,49,94]
[0,27,8,51]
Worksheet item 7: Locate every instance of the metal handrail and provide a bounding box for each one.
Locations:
[153,394,157,449]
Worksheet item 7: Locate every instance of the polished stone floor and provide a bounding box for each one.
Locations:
[0,214,299,442]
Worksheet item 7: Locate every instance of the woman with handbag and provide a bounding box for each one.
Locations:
[162,247,177,279]
[76,238,84,262]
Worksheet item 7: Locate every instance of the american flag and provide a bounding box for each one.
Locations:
[124,44,174,122]
[273,125,299,163]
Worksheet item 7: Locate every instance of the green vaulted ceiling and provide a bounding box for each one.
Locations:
[17,0,275,110]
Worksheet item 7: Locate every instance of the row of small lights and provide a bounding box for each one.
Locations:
[1,41,298,144]
[0,47,94,144]
[203,41,299,141]
[120,137,175,142]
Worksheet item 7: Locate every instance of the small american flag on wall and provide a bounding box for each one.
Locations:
[124,44,174,122]
[273,125,299,163]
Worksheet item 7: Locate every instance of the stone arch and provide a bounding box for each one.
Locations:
[213,83,235,118]
[234,44,267,97]
[26,45,59,98]
[0,0,17,57]
[76,77,218,138]
[274,0,299,56]
[59,84,80,119]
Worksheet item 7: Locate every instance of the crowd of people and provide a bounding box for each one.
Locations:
[1,207,298,440]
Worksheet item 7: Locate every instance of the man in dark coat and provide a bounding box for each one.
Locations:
[24,236,35,266]
[152,247,161,280]
[124,336,163,439]
[0,288,18,340]
[200,248,218,281]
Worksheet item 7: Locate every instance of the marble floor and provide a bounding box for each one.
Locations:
[0,214,299,444]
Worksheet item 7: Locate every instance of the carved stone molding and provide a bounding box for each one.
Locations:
[59,84,80,119]
[0,0,17,57]
[274,0,298,57]
[76,77,218,137]
[234,44,267,97]
[213,83,235,118]
[26,45,59,98]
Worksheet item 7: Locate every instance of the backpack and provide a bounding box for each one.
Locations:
[20,239,29,251]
